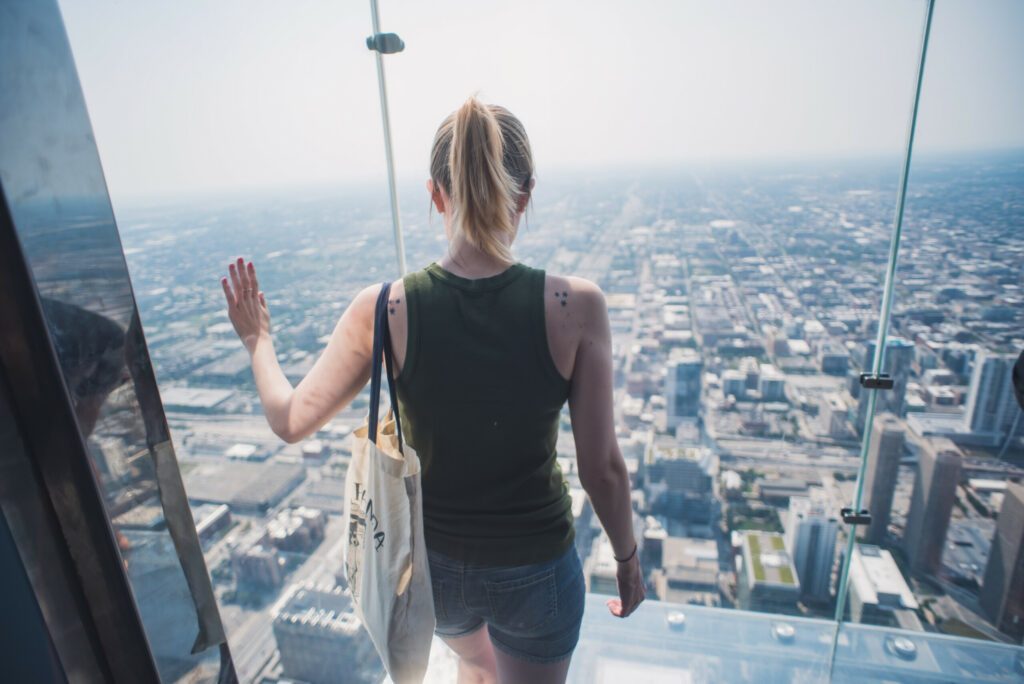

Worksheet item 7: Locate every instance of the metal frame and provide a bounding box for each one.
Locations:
[368,0,408,277]
[829,0,938,676]
[0,188,162,682]
[0,1,235,680]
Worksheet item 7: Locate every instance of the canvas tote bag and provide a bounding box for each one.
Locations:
[343,282,434,683]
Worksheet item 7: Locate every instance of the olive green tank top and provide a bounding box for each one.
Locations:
[395,261,574,566]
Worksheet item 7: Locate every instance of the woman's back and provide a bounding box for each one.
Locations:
[393,261,575,566]
[227,95,643,683]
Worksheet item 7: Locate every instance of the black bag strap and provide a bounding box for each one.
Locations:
[367,281,404,452]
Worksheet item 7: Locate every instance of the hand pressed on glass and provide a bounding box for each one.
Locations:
[607,552,645,618]
[220,256,271,354]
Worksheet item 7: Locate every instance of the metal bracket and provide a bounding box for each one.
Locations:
[841,507,872,526]
[366,32,405,54]
[859,373,894,390]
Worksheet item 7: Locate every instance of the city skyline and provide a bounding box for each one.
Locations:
[0,125,1004,683]
[102,150,1024,680]
[58,0,1024,202]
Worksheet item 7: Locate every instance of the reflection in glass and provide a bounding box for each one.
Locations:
[0,1,229,681]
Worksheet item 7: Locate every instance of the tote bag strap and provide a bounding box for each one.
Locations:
[367,281,404,452]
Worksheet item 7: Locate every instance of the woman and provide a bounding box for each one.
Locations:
[221,97,644,684]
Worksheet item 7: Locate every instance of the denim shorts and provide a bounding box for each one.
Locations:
[426,544,586,664]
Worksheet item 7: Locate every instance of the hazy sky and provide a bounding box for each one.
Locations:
[58,0,1024,202]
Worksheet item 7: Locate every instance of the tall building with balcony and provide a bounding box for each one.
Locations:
[904,437,963,576]
[860,413,906,544]
[980,482,1024,643]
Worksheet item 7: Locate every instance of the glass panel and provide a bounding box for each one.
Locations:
[832,619,1024,683]
[2,1,229,681]
[841,0,1024,653]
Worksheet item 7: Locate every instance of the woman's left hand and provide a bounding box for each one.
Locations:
[221,257,271,354]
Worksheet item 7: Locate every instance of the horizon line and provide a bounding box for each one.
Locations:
[112,146,1024,208]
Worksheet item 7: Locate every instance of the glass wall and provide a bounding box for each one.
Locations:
[834,0,1024,660]
[52,0,1024,682]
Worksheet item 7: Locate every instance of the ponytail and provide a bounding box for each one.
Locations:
[429,98,534,264]
[444,97,522,264]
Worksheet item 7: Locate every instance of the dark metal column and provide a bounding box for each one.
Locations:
[0,0,236,680]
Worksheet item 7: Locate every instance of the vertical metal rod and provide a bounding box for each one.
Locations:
[369,0,407,277]
[827,0,936,678]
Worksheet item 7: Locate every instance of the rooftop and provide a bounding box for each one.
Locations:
[184,460,305,510]
[271,583,363,637]
[849,544,919,611]
[160,386,233,410]
[744,532,798,587]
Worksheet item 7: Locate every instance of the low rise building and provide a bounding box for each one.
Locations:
[737,531,800,614]
[846,544,921,630]
[267,506,327,553]
[232,543,283,589]
[272,582,380,684]
[654,536,720,607]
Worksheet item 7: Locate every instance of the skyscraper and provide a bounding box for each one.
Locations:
[860,414,906,544]
[904,437,963,576]
[785,493,839,604]
[666,350,703,427]
[856,338,916,434]
[964,350,1023,447]
[980,483,1024,643]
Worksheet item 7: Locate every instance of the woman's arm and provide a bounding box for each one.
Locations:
[221,257,380,443]
[566,278,645,618]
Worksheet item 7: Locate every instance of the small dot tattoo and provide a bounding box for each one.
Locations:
[389,307,395,314]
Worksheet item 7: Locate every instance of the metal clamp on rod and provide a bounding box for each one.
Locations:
[841,508,872,526]
[859,373,894,390]
[366,32,404,54]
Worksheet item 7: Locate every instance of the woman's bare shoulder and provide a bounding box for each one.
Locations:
[543,272,606,316]
[541,272,608,380]
[350,279,405,311]
[340,281,402,335]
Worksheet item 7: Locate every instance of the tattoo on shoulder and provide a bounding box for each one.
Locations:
[553,290,568,307]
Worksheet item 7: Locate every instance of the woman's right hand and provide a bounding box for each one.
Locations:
[607,552,645,618]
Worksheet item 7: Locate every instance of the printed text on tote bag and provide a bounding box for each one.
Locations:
[347,481,385,593]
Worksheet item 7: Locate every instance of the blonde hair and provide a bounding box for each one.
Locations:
[430,97,534,265]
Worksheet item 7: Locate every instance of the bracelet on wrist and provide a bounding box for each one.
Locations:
[614,542,638,563]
